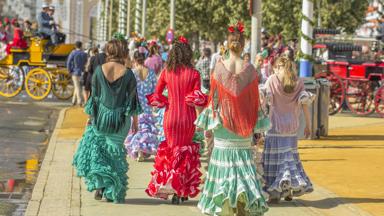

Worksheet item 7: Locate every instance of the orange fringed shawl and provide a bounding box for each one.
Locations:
[209,60,259,137]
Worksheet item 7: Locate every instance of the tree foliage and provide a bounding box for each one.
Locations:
[111,0,369,42]
[262,0,369,40]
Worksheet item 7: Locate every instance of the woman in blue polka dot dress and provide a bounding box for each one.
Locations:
[125,51,159,161]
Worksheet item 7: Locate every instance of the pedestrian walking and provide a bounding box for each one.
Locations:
[196,48,211,90]
[125,51,159,162]
[197,21,268,216]
[145,36,208,203]
[67,41,88,106]
[144,41,163,76]
[83,47,100,103]
[263,57,315,203]
[72,39,141,203]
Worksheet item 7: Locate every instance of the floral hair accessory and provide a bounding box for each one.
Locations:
[148,40,157,47]
[112,32,126,41]
[178,36,189,44]
[228,21,244,33]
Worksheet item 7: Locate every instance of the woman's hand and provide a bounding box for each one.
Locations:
[304,125,311,138]
[132,115,139,134]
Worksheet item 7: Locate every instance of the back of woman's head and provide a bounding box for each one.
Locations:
[90,47,99,56]
[274,57,297,93]
[105,39,129,63]
[166,40,193,71]
[133,51,145,65]
[148,44,159,57]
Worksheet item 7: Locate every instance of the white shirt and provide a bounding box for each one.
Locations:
[210,52,221,70]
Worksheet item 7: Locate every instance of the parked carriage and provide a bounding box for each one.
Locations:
[0,37,75,100]
[313,33,384,117]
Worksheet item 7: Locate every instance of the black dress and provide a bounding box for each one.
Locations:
[84,53,107,91]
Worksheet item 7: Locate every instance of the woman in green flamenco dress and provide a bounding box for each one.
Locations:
[73,39,141,203]
[197,21,268,215]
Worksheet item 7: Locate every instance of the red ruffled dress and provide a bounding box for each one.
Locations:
[145,66,208,199]
[6,28,28,54]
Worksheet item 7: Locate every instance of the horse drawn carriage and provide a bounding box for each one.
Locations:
[0,37,75,100]
[313,30,384,117]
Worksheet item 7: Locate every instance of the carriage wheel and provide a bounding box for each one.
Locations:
[0,66,24,98]
[25,68,52,100]
[345,80,376,116]
[375,85,384,118]
[51,68,74,100]
[314,71,345,115]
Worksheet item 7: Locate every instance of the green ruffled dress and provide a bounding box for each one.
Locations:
[73,67,141,203]
[196,107,269,216]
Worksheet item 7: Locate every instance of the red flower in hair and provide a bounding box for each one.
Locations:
[228,26,235,33]
[149,40,157,47]
[11,18,17,25]
[178,36,188,44]
[237,21,244,33]
[228,21,244,33]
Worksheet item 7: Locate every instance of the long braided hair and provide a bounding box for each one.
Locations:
[166,41,193,71]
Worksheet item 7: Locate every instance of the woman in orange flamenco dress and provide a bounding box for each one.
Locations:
[145,36,208,204]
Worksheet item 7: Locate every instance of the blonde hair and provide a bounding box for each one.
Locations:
[273,57,297,93]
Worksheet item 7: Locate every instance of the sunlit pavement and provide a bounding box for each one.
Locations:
[20,107,383,216]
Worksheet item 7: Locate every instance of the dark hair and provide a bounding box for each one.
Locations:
[203,48,211,58]
[75,41,82,49]
[90,47,99,55]
[24,20,32,26]
[149,45,159,57]
[105,39,129,63]
[166,41,193,71]
[133,51,145,65]
[243,52,251,59]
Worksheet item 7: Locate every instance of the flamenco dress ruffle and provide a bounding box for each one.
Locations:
[145,90,207,199]
[196,107,268,216]
[73,96,140,203]
[125,113,159,159]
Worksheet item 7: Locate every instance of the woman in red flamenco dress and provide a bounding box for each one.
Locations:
[145,36,208,204]
[6,19,28,54]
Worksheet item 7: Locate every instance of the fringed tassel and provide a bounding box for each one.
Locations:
[210,77,260,137]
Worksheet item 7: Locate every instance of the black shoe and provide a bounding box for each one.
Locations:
[284,196,293,201]
[181,197,189,202]
[171,194,180,205]
[94,189,103,200]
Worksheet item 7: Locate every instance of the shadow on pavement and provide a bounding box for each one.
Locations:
[301,159,346,162]
[296,197,384,209]
[299,145,384,149]
[321,135,384,141]
[125,198,198,206]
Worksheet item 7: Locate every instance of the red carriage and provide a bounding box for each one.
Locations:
[313,32,384,117]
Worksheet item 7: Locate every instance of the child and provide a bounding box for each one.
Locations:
[263,57,315,203]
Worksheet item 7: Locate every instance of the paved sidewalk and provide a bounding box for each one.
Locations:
[24,108,374,216]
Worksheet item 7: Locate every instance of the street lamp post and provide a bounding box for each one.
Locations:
[141,0,147,37]
[127,0,131,36]
[108,0,114,40]
[250,0,262,63]
[135,0,142,35]
[170,0,175,31]
[299,0,314,77]
[118,0,127,35]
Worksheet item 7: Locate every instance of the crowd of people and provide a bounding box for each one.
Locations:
[71,20,315,216]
